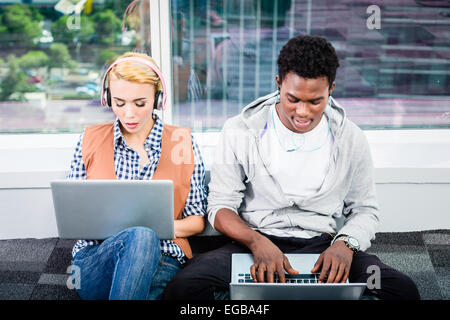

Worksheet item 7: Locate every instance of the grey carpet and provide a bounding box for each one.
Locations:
[0,230,448,300]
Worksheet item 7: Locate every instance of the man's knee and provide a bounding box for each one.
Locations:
[118,226,160,260]
[376,269,421,300]
[163,258,221,300]
[163,273,202,300]
[395,272,420,300]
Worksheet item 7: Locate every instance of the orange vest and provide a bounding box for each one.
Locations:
[81,122,195,259]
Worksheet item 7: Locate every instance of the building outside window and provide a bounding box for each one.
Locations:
[0,0,151,133]
[170,0,450,131]
[0,0,449,134]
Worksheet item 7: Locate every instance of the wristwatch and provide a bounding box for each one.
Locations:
[332,235,360,253]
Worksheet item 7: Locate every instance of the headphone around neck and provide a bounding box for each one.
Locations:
[100,56,167,111]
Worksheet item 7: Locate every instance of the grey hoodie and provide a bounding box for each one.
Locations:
[207,91,380,251]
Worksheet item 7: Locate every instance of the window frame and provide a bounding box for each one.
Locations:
[150,0,174,125]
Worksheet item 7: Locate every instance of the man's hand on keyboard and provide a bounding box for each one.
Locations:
[249,234,298,283]
[310,240,354,283]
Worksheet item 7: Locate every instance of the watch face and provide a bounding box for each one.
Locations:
[348,237,359,248]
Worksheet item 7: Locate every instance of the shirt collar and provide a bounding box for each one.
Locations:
[113,116,163,152]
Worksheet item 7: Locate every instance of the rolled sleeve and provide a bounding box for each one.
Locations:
[338,134,380,251]
[206,123,247,229]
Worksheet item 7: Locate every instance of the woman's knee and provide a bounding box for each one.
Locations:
[121,226,159,244]
[117,226,160,258]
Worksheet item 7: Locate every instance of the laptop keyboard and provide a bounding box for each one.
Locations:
[237,273,327,284]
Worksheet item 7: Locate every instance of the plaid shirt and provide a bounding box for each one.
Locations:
[67,117,207,264]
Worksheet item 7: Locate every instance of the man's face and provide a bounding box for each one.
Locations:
[276,72,335,134]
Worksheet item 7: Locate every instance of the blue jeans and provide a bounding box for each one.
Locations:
[71,226,182,300]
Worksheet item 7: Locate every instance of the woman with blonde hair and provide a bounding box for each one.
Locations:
[67,52,207,300]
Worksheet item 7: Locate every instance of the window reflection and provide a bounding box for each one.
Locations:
[0,1,448,133]
[171,0,450,131]
[0,0,151,133]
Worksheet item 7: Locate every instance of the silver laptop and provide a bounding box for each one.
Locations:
[230,253,366,300]
[51,180,174,240]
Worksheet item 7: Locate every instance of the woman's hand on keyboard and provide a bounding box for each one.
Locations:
[249,234,298,283]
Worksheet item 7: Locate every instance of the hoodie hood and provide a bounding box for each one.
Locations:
[239,91,348,141]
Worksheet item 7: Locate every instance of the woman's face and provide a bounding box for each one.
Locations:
[109,78,156,136]
[276,72,334,134]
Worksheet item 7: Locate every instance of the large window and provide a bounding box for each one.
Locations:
[170,0,450,131]
[0,0,151,133]
[1,0,449,134]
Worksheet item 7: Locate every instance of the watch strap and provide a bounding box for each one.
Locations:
[332,235,359,252]
[331,234,347,246]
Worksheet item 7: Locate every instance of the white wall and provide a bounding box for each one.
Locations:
[1,130,450,239]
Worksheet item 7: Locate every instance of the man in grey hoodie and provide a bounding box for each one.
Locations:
[164,35,420,300]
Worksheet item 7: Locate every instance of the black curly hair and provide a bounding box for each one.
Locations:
[277,35,340,89]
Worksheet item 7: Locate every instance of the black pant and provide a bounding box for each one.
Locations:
[163,233,420,300]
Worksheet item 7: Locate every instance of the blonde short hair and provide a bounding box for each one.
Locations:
[107,52,162,92]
